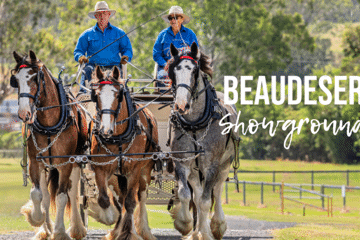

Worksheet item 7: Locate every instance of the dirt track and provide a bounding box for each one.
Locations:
[0,215,296,240]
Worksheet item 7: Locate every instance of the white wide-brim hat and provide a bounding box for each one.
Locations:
[162,6,190,24]
[88,1,116,19]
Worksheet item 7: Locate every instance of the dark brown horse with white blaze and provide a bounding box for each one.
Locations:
[89,66,158,240]
[11,50,88,240]
[167,43,240,240]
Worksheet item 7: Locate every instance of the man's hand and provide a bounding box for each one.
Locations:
[121,56,129,65]
[79,56,89,65]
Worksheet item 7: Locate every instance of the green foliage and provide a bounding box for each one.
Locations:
[0,131,21,149]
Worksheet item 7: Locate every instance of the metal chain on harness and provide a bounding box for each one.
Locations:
[170,114,214,162]
[32,120,68,157]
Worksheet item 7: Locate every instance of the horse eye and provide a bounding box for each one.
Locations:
[185,66,191,70]
[176,66,181,70]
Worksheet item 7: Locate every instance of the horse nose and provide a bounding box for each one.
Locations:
[107,129,113,136]
[184,103,190,111]
[174,103,179,111]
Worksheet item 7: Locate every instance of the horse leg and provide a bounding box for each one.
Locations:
[52,165,72,240]
[21,159,45,228]
[196,165,220,240]
[118,177,142,240]
[93,167,117,226]
[32,170,52,240]
[67,166,87,240]
[210,169,228,240]
[134,175,156,240]
[187,172,203,240]
[172,162,193,236]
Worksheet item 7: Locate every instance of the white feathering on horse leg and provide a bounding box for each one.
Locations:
[37,170,52,238]
[210,179,227,240]
[197,198,214,240]
[52,192,71,240]
[21,188,45,227]
[134,190,156,240]
[174,184,193,235]
[67,167,87,240]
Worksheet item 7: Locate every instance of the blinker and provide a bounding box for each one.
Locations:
[10,75,18,88]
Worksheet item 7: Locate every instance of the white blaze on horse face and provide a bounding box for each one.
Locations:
[174,60,195,113]
[17,68,37,123]
[99,85,117,136]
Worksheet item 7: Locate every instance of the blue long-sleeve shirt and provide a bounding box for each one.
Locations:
[74,22,133,66]
[153,25,198,67]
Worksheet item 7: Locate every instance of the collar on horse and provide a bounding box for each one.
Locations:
[94,85,141,145]
[11,62,72,135]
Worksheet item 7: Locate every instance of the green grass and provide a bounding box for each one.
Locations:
[1,158,359,239]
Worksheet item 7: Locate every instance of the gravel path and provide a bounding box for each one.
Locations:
[0,216,296,240]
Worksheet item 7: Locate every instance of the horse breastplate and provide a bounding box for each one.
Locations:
[171,81,222,132]
[95,90,141,145]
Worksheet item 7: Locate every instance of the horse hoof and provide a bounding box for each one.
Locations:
[32,225,50,240]
[21,201,45,227]
[68,224,87,240]
[186,231,215,240]
[174,218,193,236]
[102,231,117,240]
[117,232,144,240]
[210,218,227,240]
[51,232,72,240]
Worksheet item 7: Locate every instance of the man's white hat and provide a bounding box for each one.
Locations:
[162,6,190,24]
[88,1,116,19]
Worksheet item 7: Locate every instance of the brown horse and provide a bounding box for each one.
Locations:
[89,66,158,240]
[11,50,88,240]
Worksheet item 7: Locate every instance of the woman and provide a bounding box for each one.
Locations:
[153,6,198,86]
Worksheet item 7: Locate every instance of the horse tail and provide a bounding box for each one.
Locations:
[48,168,59,211]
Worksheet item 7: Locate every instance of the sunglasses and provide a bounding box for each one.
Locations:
[168,15,182,21]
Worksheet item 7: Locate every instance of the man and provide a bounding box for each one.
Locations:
[74,1,132,93]
[153,6,198,87]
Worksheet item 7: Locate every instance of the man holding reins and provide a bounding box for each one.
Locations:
[74,1,133,93]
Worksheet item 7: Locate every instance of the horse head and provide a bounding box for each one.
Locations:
[92,66,124,138]
[11,50,43,124]
[168,42,201,115]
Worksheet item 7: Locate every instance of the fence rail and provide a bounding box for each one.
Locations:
[225,179,359,211]
[234,170,360,189]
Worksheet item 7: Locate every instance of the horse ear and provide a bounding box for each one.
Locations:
[170,43,179,57]
[29,50,37,62]
[95,66,104,81]
[13,51,22,63]
[190,42,199,60]
[112,66,120,81]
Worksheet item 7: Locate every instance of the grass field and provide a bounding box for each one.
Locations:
[1,158,359,239]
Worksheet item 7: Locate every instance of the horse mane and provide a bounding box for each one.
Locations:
[199,52,213,79]
[166,50,213,79]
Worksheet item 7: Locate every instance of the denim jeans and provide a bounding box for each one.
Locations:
[79,63,122,93]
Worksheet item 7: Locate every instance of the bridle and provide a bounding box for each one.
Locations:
[10,63,45,108]
[170,56,200,99]
[169,55,204,101]
[91,79,124,122]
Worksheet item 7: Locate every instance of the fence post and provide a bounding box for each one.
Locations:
[273,171,276,192]
[327,197,330,217]
[243,181,246,206]
[342,185,346,209]
[281,181,284,214]
[261,182,264,205]
[303,205,305,216]
[311,171,314,190]
[321,185,325,209]
[299,184,302,199]
[347,170,349,187]
[225,181,228,204]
